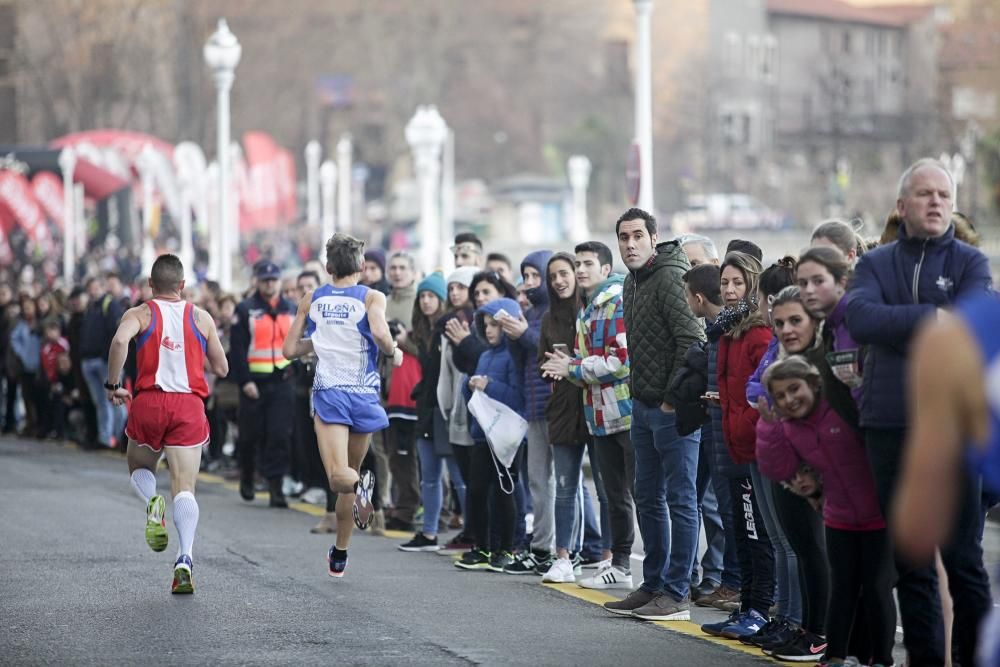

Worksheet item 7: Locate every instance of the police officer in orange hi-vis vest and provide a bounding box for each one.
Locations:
[231,261,297,507]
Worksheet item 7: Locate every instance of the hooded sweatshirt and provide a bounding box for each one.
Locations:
[511,249,553,421]
[567,274,632,436]
[463,298,525,441]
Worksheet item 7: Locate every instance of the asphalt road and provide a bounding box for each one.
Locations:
[0,436,772,667]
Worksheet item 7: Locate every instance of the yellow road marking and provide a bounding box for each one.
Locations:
[543,583,769,659]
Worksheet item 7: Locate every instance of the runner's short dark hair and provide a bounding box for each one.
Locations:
[325,233,366,279]
[574,241,613,270]
[151,254,184,292]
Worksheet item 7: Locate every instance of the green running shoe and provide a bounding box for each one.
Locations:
[171,555,194,594]
[145,495,168,552]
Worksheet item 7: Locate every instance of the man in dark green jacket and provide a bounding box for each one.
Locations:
[602,207,706,622]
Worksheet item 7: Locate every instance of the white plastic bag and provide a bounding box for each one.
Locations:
[467,389,528,494]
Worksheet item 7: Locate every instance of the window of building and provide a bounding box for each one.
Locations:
[762,35,778,83]
[842,30,852,54]
[725,32,742,76]
[746,34,760,80]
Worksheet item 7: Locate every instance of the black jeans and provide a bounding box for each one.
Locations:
[238,380,294,481]
[452,444,473,538]
[728,475,775,615]
[825,527,896,664]
[772,484,828,635]
[867,428,992,667]
[593,430,636,570]
[468,442,516,553]
[387,418,420,523]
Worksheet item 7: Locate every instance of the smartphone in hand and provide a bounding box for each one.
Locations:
[494,308,510,321]
[552,343,569,356]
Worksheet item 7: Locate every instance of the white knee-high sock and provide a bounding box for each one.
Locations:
[172,492,200,559]
[130,469,157,503]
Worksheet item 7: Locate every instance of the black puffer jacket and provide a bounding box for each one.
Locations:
[669,340,710,436]
[622,241,705,406]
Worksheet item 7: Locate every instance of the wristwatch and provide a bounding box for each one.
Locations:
[104,381,121,391]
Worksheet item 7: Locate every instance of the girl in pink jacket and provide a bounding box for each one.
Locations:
[756,356,895,667]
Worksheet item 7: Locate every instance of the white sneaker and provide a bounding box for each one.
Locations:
[578,564,633,590]
[542,557,576,583]
[301,487,327,505]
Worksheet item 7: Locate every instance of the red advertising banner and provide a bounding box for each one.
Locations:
[0,171,52,252]
[240,131,297,230]
[31,172,65,230]
[0,204,14,264]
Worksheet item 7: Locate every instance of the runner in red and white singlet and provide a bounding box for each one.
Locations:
[127,298,211,450]
[106,254,228,595]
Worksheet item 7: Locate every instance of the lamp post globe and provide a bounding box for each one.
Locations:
[405,106,448,274]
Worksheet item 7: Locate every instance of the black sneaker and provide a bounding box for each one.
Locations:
[488,551,515,572]
[533,552,555,575]
[756,619,800,650]
[239,475,255,501]
[766,629,827,662]
[398,533,440,552]
[739,616,789,647]
[454,549,492,570]
[438,532,474,555]
[503,549,549,575]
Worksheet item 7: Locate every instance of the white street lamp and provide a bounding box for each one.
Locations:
[319,159,337,264]
[567,155,592,243]
[305,140,322,226]
[204,17,241,291]
[174,162,197,284]
[205,161,220,279]
[58,148,76,284]
[138,144,157,276]
[337,135,353,234]
[633,0,655,213]
[406,106,448,274]
[440,128,455,273]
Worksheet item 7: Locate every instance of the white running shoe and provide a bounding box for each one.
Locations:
[578,564,633,590]
[301,487,327,505]
[541,557,576,583]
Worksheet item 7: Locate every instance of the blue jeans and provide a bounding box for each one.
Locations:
[416,438,466,536]
[752,464,802,624]
[631,401,700,599]
[82,357,126,447]
[552,444,585,552]
[694,425,724,587]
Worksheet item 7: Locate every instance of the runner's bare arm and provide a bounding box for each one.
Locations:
[195,307,229,377]
[107,305,145,387]
[893,315,987,564]
[282,290,315,360]
[366,290,401,365]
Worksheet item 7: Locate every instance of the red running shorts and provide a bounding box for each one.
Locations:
[125,391,209,452]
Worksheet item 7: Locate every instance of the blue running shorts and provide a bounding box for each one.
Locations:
[312,389,389,434]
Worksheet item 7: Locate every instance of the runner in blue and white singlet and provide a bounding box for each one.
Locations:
[893,292,999,667]
[305,283,389,434]
[282,232,402,578]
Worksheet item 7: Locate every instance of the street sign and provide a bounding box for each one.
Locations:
[626,141,640,206]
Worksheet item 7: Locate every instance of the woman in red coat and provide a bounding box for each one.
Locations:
[704,250,776,640]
